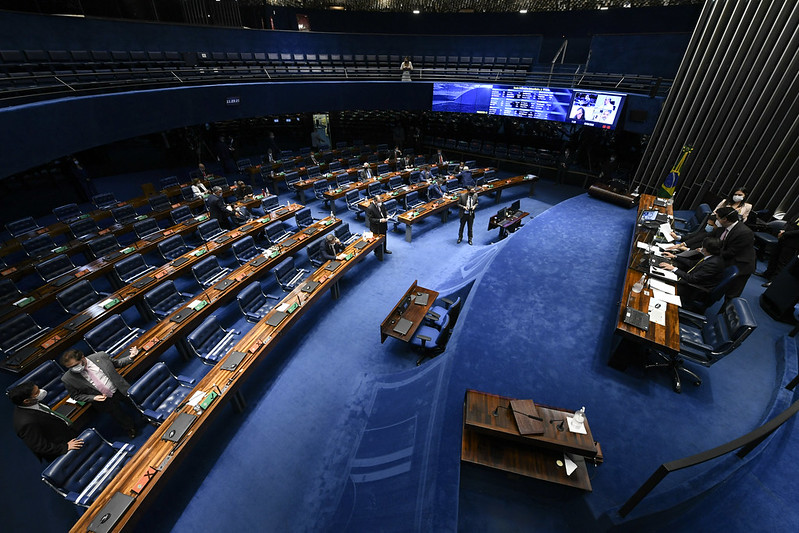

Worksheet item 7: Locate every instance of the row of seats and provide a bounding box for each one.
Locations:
[428,136,560,166]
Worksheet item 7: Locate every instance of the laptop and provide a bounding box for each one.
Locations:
[393,317,414,336]
[65,314,92,331]
[266,311,288,327]
[170,308,195,323]
[301,280,321,293]
[623,308,650,331]
[221,351,247,371]
[162,412,197,442]
[87,492,135,533]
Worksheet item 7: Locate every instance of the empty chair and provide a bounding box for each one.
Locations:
[236,158,253,172]
[335,222,359,245]
[41,428,136,506]
[133,217,161,240]
[336,172,351,187]
[313,179,330,203]
[411,313,450,355]
[237,281,279,322]
[673,203,712,234]
[68,218,98,240]
[191,255,231,287]
[111,205,137,225]
[187,315,239,364]
[209,176,228,189]
[345,190,363,218]
[483,169,497,182]
[0,314,49,356]
[647,298,757,392]
[21,234,56,258]
[274,256,307,291]
[753,219,787,261]
[87,235,120,258]
[405,191,424,210]
[84,314,141,356]
[143,280,189,319]
[464,160,477,169]
[377,163,390,176]
[260,194,280,212]
[294,207,314,229]
[232,235,265,264]
[53,203,82,222]
[306,240,325,267]
[35,254,75,282]
[171,205,193,225]
[127,362,196,424]
[92,192,118,210]
[264,221,289,244]
[6,217,40,237]
[6,360,68,408]
[181,185,196,201]
[159,175,180,189]
[148,194,171,213]
[56,280,106,314]
[329,160,342,172]
[388,176,404,190]
[426,296,462,330]
[113,254,155,284]
[284,171,301,191]
[157,235,190,261]
[306,165,321,179]
[0,278,22,306]
[408,171,421,184]
[366,182,383,198]
[197,219,225,242]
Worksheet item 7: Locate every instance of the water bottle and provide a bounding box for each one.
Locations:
[573,406,585,425]
[631,275,644,294]
[631,186,640,198]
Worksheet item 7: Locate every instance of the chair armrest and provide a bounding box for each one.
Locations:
[176,375,196,385]
[417,334,431,342]
[143,408,164,422]
[678,308,708,325]
[441,297,454,306]
[265,294,281,300]
[426,311,441,320]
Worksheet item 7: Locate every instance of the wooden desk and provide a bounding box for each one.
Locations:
[69,234,385,533]
[488,210,529,240]
[380,281,439,343]
[462,390,600,491]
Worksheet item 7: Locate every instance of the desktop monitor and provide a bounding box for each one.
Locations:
[510,200,521,213]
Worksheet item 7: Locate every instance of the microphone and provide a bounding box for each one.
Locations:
[491,404,543,421]
[550,418,566,431]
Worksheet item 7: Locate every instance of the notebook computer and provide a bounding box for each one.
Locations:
[393,317,414,336]
[162,412,197,442]
[266,311,288,327]
[221,351,247,371]
[170,308,195,324]
[87,492,135,533]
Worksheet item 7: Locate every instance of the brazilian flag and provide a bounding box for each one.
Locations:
[658,145,693,198]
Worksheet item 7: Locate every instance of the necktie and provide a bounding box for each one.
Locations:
[84,366,113,397]
[721,228,729,241]
[40,404,72,425]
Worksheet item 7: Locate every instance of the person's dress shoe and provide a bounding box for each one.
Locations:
[457,237,462,243]
[384,250,392,254]
[468,240,473,245]
[127,428,138,439]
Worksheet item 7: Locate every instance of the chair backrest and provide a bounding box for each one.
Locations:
[84,314,132,353]
[209,176,228,189]
[383,199,398,216]
[35,254,75,282]
[171,205,193,224]
[116,253,152,281]
[143,280,184,316]
[705,265,740,307]
[306,240,324,265]
[698,298,757,362]
[236,158,252,171]
[306,165,320,178]
[42,428,134,506]
[68,218,98,240]
[111,205,137,224]
[187,315,224,356]
[0,314,44,352]
[192,255,222,284]
[409,171,421,184]
[345,189,360,206]
[336,173,351,187]
[149,194,171,212]
[53,203,82,222]
[335,223,352,242]
[405,191,419,208]
[6,360,67,407]
[198,219,223,241]
[313,179,328,194]
[261,194,279,212]
[445,178,460,191]
[237,281,266,315]
[265,221,287,244]
[285,171,300,186]
[87,235,120,258]
[232,235,259,263]
[56,280,101,314]
[378,164,390,176]
[295,207,313,227]
[160,175,180,189]
[181,185,196,200]
[21,234,56,257]
[274,257,297,286]
[483,169,496,181]
[157,235,189,260]
[133,218,160,239]
[367,183,382,197]
[389,176,403,190]
[127,362,181,418]
[94,193,118,210]
[0,278,21,306]
[7,216,40,237]
[329,160,342,171]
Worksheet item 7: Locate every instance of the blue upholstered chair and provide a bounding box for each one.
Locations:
[0,314,49,357]
[187,315,239,364]
[84,314,142,356]
[294,207,314,229]
[53,203,82,222]
[264,221,289,245]
[260,194,280,212]
[313,179,330,205]
[181,185,196,201]
[113,254,155,284]
[753,219,787,261]
[284,171,301,192]
[68,218,99,241]
[160,175,180,189]
[197,219,225,242]
[133,217,161,240]
[274,257,307,291]
[335,222,359,245]
[111,205,137,225]
[404,191,424,210]
[6,360,68,407]
[157,235,190,261]
[0,278,22,306]
[388,176,403,190]
[171,205,193,225]
[143,280,189,320]
[21,234,56,258]
[306,165,321,179]
[681,265,739,313]
[41,428,136,506]
[345,190,363,219]
[87,235,120,259]
[148,194,171,213]
[445,178,463,194]
[237,281,279,322]
[411,314,450,353]
[7,216,40,237]
[35,254,76,282]
[672,203,712,234]
[56,280,107,315]
[127,363,196,424]
[306,241,325,267]
[425,296,462,330]
[191,256,231,288]
[232,236,265,265]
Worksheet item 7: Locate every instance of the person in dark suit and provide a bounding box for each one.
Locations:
[360,163,374,182]
[759,213,799,287]
[9,382,83,462]
[366,197,391,255]
[457,185,478,245]
[458,166,475,189]
[712,206,757,299]
[321,233,345,261]
[60,348,140,438]
[435,149,445,166]
[659,237,725,306]
[207,186,234,230]
[234,180,253,201]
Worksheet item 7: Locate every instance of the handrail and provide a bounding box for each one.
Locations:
[618,397,799,517]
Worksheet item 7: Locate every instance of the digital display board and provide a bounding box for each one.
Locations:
[432,83,626,130]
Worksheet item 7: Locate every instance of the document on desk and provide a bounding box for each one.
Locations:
[651,266,678,281]
[652,289,682,307]
[648,298,667,325]
[564,453,578,476]
[649,278,675,294]
[659,223,675,242]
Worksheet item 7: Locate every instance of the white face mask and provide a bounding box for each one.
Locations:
[715,220,724,228]
[732,195,744,203]
[70,362,85,373]
[35,389,47,402]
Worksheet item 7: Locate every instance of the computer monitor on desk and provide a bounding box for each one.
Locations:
[510,200,520,214]
[496,207,508,221]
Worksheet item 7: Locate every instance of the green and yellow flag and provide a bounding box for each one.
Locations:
[658,145,693,198]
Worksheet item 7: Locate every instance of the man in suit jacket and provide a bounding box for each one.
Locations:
[659,237,725,308]
[457,185,479,245]
[9,381,83,462]
[760,212,799,286]
[360,163,374,182]
[715,206,756,299]
[321,233,346,261]
[60,348,140,438]
[435,149,445,166]
[207,186,234,230]
[366,197,391,255]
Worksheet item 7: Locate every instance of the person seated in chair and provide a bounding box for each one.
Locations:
[234,180,253,201]
[360,162,374,182]
[321,233,346,261]
[207,186,234,230]
[658,237,724,306]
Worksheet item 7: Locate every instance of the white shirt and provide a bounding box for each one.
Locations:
[83,358,117,395]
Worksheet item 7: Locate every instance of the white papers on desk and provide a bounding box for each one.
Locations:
[649,278,675,294]
[648,298,667,325]
[651,266,678,281]
[564,453,579,476]
[276,302,290,312]
[659,223,675,242]
[652,289,682,307]
[566,415,587,434]
[187,390,205,407]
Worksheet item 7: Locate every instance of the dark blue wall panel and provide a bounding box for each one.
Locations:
[0,81,433,177]
[589,33,692,78]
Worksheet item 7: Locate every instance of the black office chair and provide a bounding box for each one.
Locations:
[681,265,739,313]
[646,298,757,392]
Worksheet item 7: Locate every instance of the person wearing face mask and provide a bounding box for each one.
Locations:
[9,381,83,462]
[714,187,752,222]
[60,347,140,438]
[658,237,725,309]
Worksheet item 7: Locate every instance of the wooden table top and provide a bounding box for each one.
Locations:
[69,234,385,533]
[488,211,529,231]
[380,281,439,343]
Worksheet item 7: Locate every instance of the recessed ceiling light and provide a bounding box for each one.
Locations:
[413,10,420,14]
[520,9,528,14]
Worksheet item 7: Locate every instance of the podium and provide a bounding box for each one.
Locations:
[461,390,602,491]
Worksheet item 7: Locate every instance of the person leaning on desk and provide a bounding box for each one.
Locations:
[659,237,725,305]
[321,233,346,261]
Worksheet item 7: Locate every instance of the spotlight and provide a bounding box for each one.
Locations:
[413,10,420,14]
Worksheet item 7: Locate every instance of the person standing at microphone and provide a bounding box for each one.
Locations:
[457,185,478,245]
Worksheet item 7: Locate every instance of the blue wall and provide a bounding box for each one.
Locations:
[589,33,692,78]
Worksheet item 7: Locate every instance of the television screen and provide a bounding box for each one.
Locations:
[567,91,625,129]
[489,86,573,122]
[432,82,493,113]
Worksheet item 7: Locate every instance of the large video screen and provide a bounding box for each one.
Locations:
[432,83,626,130]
